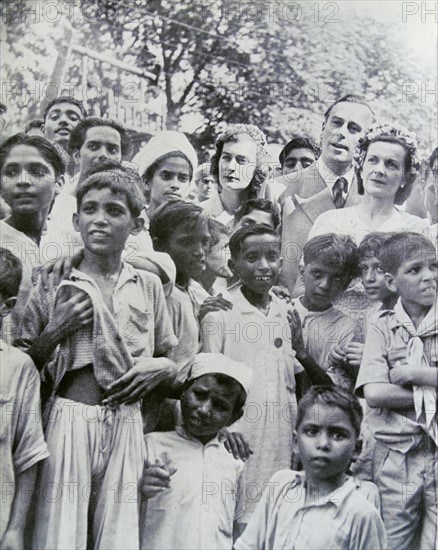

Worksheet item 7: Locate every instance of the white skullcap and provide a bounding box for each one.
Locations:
[187,353,253,397]
[131,131,198,181]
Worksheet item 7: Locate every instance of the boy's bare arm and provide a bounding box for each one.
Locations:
[27,289,93,369]
[390,365,438,388]
[363,382,414,409]
[1,465,37,550]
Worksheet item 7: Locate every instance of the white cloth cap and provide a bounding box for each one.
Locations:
[187,353,252,397]
[131,131,198,181]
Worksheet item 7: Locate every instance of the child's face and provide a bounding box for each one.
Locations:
[230,234,282,295]
[180,375,237,443]
[1,144,60,214]
[359,253,389,302]
[73,188,141,256]
[294,404,360,484]
[300,261,347,311]
[165,220,210,280]
[206,233,232,278]
[148,157,191,207]
[385,249,437,310]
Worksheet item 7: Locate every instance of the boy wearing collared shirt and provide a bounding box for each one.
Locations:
[234,386,386,550]
[356,232,437,549]
[18,166,177,550]
[140,353,251,549]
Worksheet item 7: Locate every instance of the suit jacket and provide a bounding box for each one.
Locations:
[279,164,360,294]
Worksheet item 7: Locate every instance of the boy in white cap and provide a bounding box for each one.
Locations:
[140,353,252,550]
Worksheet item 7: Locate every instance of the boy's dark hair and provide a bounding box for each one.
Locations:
[43,96,87,120]
[234,198,280,229]
[183,373,247,418]
[379,232,436,275]
[149,200,207,246]
[323,94,374,123]
[357,232,394,262]
[303,234,359,287]
[0,248,22,299]
[297,386,363,437]
[68,117,131,157]
[25,118,44,133]
[0,133,66,179]
[229,224,280,260]
[207,218,230,248]
[279,137,320,167]
[428,147,438,171]
[76,161,145,217]
[143,151,194,183]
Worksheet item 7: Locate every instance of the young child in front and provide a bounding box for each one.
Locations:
[200,224,300,525]
[18,166,177,549]
[356,231,437,550]
[287,234,359,390]
[234,386,387,550]
[0,248,49,550]
[140,353,251,549]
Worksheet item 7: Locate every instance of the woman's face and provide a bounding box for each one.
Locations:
[361,141,407,202]
[218,135,258,192]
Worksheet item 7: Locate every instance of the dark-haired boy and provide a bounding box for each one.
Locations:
[234,386,386,550]
[288,234,358,390]
[42,96,86,151]
[140,353,251,549]
[356,231,437,549]
[18,167,177,549]
[0,248,49,549]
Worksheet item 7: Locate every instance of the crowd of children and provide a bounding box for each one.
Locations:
[0,93,437,550]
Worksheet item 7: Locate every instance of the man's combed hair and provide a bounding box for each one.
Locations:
[303,234,359,286]
[76,161,145,217]
[234,198,280,229]
[68,117,131,157]
[149,200,207,245]
[0,248,22,299]
[323,94,374,123]
[297,386,363,437]
[229,224,280,260]
[379,232,436,275]
[43,96,87,121]
[357,232,394,261]
[0,133,66,178]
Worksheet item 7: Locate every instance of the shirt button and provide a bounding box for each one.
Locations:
[274,338,283,348]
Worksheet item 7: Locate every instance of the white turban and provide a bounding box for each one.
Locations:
[132,131,198,181]
[187,353,252,397]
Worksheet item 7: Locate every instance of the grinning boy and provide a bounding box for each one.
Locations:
[18,166,177,549]
[140,353,252,549]
[0,248,49,550]
[356,231,437,549]
[234,386,386,549]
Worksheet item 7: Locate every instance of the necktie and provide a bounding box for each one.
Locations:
[332,177,348,208]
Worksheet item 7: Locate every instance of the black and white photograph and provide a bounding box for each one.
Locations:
[0,0,437,548]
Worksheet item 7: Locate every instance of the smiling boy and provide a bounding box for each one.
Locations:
[356,232,437,549]
[234,386,386,550]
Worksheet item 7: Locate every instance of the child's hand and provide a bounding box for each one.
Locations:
[218,428,253,461]
[198,294,232,320]
[328,345,347,367]
[344,342,364,368]
[390,365,414,387]
[271,285,291,303]
[103,358,175,405]
[47,287,93,341]
[287,308,305,355]
[141,458,177,499]
[33,249,84,290]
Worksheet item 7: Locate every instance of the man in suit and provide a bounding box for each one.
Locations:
[278,94,375,293]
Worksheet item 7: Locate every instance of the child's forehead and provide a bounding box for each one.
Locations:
[300,403,354,429]
[82,187,128,204]
[305,259,343,274]
[240,233,280,249]
[397,247,436,269]
[189,375,236,400]
[359,253,380,265]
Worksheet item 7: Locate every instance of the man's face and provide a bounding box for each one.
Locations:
[234,209,276,231]
[75,126,122,177]
[321,102,373,173]
[283,147,316,175]
[44,102,83,150]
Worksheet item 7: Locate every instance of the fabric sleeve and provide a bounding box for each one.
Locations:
[355,319,391,397]
[199,311,225,353]
[349,504,387,550]
[151,278,178,357]
[15,277,53,350]
[12,358,49,474]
